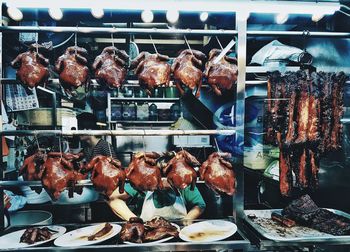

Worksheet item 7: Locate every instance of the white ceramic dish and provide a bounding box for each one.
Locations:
[179,220,237,243]
[0,225,66,249]
[54,223,121,247]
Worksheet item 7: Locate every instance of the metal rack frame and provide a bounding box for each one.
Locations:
[1,4,350,251]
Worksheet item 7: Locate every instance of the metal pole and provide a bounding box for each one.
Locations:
[0,26,238,36]
[0,5,4,231]
[0,129,236,136]
[234,12,248,222]
[247,30,350,38]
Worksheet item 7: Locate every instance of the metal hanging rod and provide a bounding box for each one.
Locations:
[0,129,235,137]
[247,30,350,38]
[0,26,238,36]
[0,179,206,188]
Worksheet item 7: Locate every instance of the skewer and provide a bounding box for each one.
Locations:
[149,35,159,54]
[215,36,224,50]
[184,35,194,56]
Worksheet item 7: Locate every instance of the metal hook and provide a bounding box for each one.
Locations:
[142,129,146,152]
[149,35,158,54]
[58,135,63,159]
[184,36,194,56]
[35,32,39,54]
[214,137,221,153]
[108,130,113,157]
[74,25,78,55]
[33,130,41,151]
[215,36,224,50]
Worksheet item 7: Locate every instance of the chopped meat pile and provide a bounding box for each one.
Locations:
[265,71,347,196]
[282,195,350,236]
[20,227,54,244]
[120,217,178,243]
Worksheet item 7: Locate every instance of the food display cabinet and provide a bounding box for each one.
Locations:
[0,0,350,251]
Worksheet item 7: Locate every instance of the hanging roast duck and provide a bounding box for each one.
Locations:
[130,52,171,96]
[11,43,50,89]
[172,49,207,98]
[55,46,90,95]
[93,46,129,89]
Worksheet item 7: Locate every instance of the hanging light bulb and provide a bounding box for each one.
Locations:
[312,14,324,22]
[141,9,154,23]
[91,8,104,19]
[7,7,23,21]
[275,13,289,24]
[166,9,179,24]
[199,12,209,22]
[48,8,63,21]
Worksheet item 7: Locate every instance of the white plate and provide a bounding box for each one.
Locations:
[0,225,66,249]
[54,223,121,247]
[179,220,237,243]
[123,223,180,245]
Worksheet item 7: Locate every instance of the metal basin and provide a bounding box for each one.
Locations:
[9,210,52,226]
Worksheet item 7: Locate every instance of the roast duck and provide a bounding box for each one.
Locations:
[55,46,90,94]
[19,151,47,181]
[120,217,178,243]
[204,49,238,96]
[130,52,171,95]
[265,71,347,196]
[41,152,86,200]
[126,152,163,192]
[92,46,129,89]
[85,155,126,196]
[162,150,200,190]
[199,152,236,195]
[11,43,50,89]
[172,49,207,98]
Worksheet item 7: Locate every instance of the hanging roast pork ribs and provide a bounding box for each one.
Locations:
[93,46,129,89]
[162,150,199,190]
[55,46,90,94]
[126,152,163,192]
[266,70,347,196]
[130,52,171,96]
[85,155,126,196]
[11,43,50,89]
[171,49,207,98]
[199,152,236,195]
[204,48,238,96]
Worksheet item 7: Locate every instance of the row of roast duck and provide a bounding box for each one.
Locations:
[11,43,238,97]
[20,150,236,200]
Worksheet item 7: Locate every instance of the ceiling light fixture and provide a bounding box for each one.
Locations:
[141,9,154,23]
[166,9,179,23]
[275,13,289,24]
[200,12,209,22]
[7,7,23,21]
[48,8,63,20]
[91,7,104,19]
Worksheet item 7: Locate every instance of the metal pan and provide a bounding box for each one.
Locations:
[244,209,350,242]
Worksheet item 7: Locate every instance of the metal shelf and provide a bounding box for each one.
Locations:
[0,129,235,136]
[110,97,180,102]
[0,26,238,36]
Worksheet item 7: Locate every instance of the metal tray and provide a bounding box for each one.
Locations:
[244,209,350,242]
